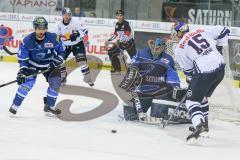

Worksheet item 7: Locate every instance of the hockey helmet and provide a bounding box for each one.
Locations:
[174,21,189,33]
[148,37,165,58]
[62,7,72,16]
[33,17,48,29]
[116,10,124,15]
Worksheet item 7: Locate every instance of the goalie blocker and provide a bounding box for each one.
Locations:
[119,65,189,122]
[119,65,187,100]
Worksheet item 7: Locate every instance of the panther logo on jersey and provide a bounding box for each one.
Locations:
[35,52,46,60]
[140,63,156,75]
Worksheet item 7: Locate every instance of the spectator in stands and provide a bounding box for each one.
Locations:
[73,7,85,17]
[89,12,97,17]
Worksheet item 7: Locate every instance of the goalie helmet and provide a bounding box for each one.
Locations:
[148,37,165,58]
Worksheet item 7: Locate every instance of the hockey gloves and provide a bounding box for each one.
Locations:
[49,55,64,71]
[70,31,80,42]
[16,68,29,85]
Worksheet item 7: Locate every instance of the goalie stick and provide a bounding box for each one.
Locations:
[161,94,187,128]
[2,46,17,55]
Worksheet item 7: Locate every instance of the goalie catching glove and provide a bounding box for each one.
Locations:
[119,65,142,91]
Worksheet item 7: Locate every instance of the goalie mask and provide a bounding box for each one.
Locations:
[148,37,165,58]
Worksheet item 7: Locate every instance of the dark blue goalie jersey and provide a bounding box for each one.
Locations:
[18,32,65,69]
[131,47,180,93]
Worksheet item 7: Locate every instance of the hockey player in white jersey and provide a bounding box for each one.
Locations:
[55,7,93,86]
[173,22,230,143]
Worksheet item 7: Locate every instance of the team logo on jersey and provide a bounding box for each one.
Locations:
[44,43,53,48]
[116,25,118,29]
[62,32,71,41]
[36,52,46,60]
[0,25,13,49]
[141,63,155,74]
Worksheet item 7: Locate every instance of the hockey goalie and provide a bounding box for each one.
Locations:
[119,37,189,124]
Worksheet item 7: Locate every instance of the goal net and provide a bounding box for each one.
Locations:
[165,39,240,122]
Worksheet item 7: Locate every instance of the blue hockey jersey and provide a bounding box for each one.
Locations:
[131,47,180,93]
[18,32,65,69]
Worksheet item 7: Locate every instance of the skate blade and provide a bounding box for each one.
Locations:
[187,134,208,145]
[200,131,210,139]
[45,112,57,117]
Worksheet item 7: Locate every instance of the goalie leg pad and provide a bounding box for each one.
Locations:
[123,105,138,121]
[150,104,169,118]
[119,66,142,91]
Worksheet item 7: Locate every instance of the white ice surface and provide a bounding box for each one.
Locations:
[0,62,240,160]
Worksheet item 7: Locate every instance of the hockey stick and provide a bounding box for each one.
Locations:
[161,94,187,128]
[2,46,17,55]
[0,69,49,88]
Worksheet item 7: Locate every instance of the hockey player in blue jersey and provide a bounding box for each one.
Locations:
[9,17,65,115]
[119,37,187,121]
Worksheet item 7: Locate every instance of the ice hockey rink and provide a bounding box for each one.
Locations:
[0,62,240,160]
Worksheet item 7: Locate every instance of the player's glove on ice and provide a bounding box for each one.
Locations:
[16,68,29,85]
[70,31,80,42]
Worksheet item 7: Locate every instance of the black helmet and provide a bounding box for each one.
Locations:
[33,17,48,29]
[62,7,72,15]
[116,10,124,15]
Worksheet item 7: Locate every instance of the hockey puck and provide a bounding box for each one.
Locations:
[111,129,117,133]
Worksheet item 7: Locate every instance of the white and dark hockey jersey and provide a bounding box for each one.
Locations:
[108,20,133,43]
[55,18,88,46]
[174,25,230,75]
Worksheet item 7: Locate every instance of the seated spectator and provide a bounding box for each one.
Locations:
[73,7,85,17]
[89,12,96,17]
